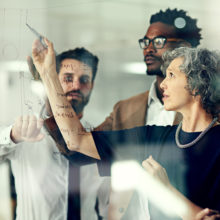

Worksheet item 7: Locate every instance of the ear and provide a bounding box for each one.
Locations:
[178,41,192,48]
[192,93,201,102]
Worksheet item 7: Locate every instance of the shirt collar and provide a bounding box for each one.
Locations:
[148,79,161,105]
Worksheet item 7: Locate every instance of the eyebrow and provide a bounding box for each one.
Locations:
[166,67,173,72]
[62,73,91,79]
[143,35,166,39]
[63,73,73,75]
[166,66,176,75]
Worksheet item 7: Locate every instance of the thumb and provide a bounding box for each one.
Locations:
[195,208,209,219]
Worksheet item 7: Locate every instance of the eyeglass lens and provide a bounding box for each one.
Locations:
[139,37,166,49]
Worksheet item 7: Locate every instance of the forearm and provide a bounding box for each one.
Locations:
[41,72,100,159]
[0,126,17,159]
[167,184,202,220]
[142,157,202,219]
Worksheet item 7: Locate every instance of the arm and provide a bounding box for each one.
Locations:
[142,156,220,220]
[0,115,44,159]
[32,38,100,159]
[0,125,17,160]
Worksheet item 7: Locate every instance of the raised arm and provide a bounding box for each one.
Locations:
[31,38,100,159]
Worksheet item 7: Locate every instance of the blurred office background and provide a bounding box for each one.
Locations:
[0,0,219,219]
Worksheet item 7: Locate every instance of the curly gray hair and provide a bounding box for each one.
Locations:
[162,47,220,117]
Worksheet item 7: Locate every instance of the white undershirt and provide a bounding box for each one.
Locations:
[146,80,176,126]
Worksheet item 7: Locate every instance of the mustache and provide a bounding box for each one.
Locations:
[65,90,83,97]
[144,54,161,62]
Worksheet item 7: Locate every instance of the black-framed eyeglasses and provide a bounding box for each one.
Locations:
[138,36,183,49]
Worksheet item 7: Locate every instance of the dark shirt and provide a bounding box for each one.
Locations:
[92,125,220,211]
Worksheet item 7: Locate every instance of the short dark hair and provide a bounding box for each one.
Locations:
[56,47,99,81]
[162,47,220,117]
[150,8,202,47]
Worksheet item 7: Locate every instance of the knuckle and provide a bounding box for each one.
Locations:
[30,115,36,120]
[142,160,146,166]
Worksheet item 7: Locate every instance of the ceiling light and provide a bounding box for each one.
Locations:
[0,61,29,72]
[121,62,146,74]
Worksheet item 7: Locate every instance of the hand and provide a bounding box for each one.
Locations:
[142,155,170,186]
[32,38,56,79]
[27,56,41,81]
[11,116,44,143]
[195,208,220,220]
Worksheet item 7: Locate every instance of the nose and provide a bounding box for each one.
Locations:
[160,77,167,90]
[143,41,156,56]
[70,77,81,90]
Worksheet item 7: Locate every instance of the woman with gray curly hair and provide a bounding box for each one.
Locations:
[143,47,220,219]
[161,47,220,118]
[32,39,220,220]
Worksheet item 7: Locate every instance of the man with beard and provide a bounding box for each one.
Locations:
[0,47,108,220]
[94,8,202,219]
[43,48,96,118]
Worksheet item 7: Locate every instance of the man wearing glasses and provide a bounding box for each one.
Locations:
[96,8,201,133]
[95,8,202,219]
[96,8,202,134]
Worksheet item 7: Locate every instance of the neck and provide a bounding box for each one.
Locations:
[181,107,214,132]
[155,76,165,104]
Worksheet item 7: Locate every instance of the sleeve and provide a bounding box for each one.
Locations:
[93,100,124,131]
[91,126,148,176]
[94,106,116,131]
[66,152,98,166]
[0,125,17,161]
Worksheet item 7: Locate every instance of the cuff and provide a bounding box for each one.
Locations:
[0,125,17,148]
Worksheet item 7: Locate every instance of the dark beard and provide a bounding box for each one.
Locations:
[146,68,164,77]
[44,91,92,117]
[69,93,91,115]
[144,55,164,77]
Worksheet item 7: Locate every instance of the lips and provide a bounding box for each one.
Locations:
[145,56,158,65]
[66,92,82,99]
[162,93,169,101]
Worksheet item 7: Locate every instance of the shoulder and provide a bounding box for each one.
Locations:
[120,125,175,143]
[95,91,149,131]
[113,91,149,110]
[143,124,175,137]
[95,125,175,145]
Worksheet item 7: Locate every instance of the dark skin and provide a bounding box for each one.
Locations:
[142,22,191,103]
[155,76,164,103]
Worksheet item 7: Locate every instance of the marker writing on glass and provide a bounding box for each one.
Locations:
[26,23,47,48]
